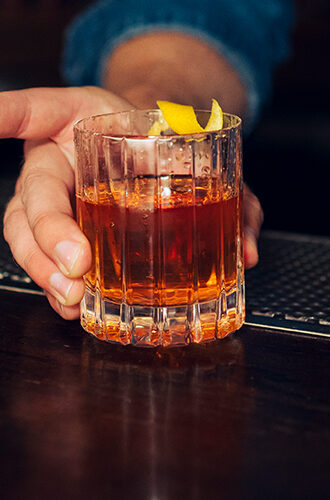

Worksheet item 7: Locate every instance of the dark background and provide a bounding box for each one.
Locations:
[0,0,329,236]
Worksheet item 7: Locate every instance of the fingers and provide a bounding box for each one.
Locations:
[1,86,133,320]
[3,139,92,318]
[243,184,264,269]
[44,292,81,320]
[19,140,91,278]
[0,87,77,140]
[4,195,85,317]
[0,86,132,143]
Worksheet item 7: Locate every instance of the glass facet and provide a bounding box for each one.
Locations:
[74,109,245,347]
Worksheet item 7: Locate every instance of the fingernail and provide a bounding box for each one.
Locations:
[50,272,73,304]
[55,240,82,275]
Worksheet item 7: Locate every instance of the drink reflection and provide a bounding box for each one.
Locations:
[80,335,250,498]
[6,330,253,499]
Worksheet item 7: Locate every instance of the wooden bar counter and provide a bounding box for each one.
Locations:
[0,289,329,499]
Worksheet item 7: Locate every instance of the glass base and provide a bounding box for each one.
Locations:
[80,282,245,347]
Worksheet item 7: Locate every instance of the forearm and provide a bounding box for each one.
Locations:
[102,32,247,117]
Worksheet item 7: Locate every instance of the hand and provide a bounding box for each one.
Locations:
[243,184,264,269]
[2,86,131,319]
[2,86,263,321]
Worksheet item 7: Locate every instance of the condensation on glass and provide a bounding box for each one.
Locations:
[74,109,245,347]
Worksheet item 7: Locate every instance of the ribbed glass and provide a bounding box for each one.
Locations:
[74,110,244,347]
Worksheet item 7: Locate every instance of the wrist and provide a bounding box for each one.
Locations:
[103,32,247,117]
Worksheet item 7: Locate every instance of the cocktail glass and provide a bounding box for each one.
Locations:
[74,109,244,347]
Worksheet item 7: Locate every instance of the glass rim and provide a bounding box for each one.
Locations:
[73,108,242,140]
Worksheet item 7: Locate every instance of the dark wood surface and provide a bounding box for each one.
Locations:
[0,289,329,499]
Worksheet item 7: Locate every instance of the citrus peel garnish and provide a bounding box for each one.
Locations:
[148,98,223,136]
[204,98,224,131]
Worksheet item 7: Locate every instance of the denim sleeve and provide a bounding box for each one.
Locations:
[62,0,294,128]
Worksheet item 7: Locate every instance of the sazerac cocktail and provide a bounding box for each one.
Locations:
[74,109,245,347]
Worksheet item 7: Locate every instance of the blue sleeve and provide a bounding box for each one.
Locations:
[61,0,294,128]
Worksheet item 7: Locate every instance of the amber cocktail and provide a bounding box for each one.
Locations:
[74,110,244,346]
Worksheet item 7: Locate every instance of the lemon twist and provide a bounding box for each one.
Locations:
[148,98,223,136]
